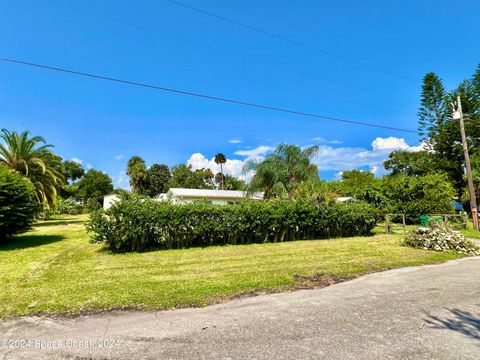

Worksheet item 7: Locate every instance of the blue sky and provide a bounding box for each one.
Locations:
[1,0,479,188]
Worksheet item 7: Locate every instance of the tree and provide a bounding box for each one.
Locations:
[415,64,480,196]
[245,144,319,199]
[214,153,227,190]
[380,174,455,223]
[216,173,245,190]
[63,160,85,183]
[334,170,385,207]
[383,150,439,177]
[0,129,64,208]
[0,166,39,240]
[167,164,214,189]
[418,72,448,143]
[76,169,113,202]
[201,168,215,188]
[341,169,374,188]
[126,156,149,194]
[147,164,171,196]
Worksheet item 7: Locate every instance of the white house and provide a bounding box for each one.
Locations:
[103,188,264,210]
[164,188,264,205]
[335,196,356,203]
[103,194,121,210]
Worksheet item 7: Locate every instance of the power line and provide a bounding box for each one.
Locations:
[0,15,413,115]
[0,56,417,133]
[39,0,413,102]
[166,0,417,82]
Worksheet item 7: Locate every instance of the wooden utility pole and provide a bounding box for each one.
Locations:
[453,95,479,231]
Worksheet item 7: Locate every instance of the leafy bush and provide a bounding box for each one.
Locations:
[404,223,479,255]
[84,198,102,213]
[87,199,378,252]
[0,167,39,240]
[334,173,456,223]
[381,174,455,223]
[51,197,84,215]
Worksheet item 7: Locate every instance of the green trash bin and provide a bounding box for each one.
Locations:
[419,215,429,226]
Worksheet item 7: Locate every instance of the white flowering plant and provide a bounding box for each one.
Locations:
[404,223,479,256]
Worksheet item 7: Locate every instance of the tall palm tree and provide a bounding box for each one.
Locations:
[0,129,64,207]
[244,144,319,199]
[127,156,149,194]
[214,153,227,189]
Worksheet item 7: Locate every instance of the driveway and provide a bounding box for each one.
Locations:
[1,257,479,359]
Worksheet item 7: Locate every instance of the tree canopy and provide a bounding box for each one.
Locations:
[127,156,149,194]
[383,150,439,177]
[412,64,480,195]
[245,144,319,199]
[63,160,85,183]
[0,129,64,208]
[167,164,215,190]
[76,169,113,201]
[147,164,171,196]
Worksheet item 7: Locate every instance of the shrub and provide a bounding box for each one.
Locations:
[51,197,84,215]
[381,174,455,223]
[0,167,39,240]
[335,173,456,223]
[404,223,479,255]
[86,199,378,252]
[84,198,102,213]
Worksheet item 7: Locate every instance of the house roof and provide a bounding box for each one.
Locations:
[167,188,264,200]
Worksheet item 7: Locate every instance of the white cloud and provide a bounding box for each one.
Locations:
[234,145,273,160]
[115,154,124,161]
[70,157,83,165]
[228,139,242,144]
[187,153,246,178]
[185,137,422,182]
[113,171,130,190]
[312,136,342,145]
[86,163,93,170]
[371,136,410,151]
[312,136,423,177]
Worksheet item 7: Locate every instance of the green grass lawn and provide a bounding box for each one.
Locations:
[460,220,480,239]
[0,215,464,317]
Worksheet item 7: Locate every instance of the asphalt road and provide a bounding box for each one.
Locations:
[1,257,479,360]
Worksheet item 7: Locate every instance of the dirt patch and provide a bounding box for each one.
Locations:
[293,272,357,289]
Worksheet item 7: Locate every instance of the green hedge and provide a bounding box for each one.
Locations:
[86,199,377,252]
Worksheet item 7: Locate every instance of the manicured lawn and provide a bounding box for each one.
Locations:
[0,216,464,317]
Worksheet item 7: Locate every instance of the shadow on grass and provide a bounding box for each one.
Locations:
[34,220,85,227]
[424,308,480,341]
[0,234,65,251]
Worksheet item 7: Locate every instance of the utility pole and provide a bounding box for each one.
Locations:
[452,95,479,231]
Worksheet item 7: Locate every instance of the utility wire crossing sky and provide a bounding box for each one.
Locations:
[0,57,417,133]
[1,0,478,183]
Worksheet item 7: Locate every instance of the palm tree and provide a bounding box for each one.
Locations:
[127,156,149,194]
[244,144,319,199]
[0,129,64,207]
[214,153,227,190]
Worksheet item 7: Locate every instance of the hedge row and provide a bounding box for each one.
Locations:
[87,199,378,252]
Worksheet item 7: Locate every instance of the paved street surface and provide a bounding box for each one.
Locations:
[1,257,479,359]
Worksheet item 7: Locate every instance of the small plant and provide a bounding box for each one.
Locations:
[404,223,479,255]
